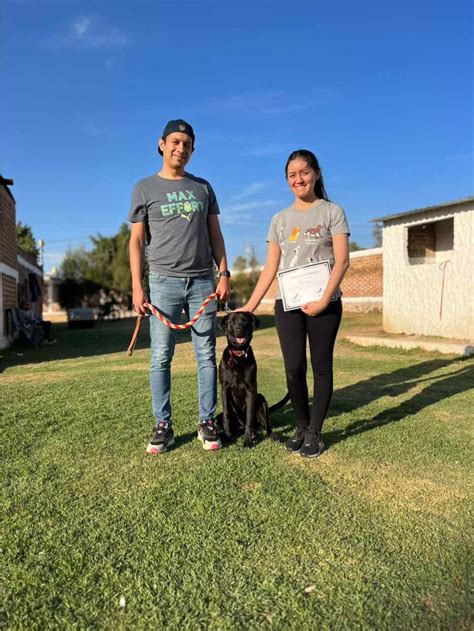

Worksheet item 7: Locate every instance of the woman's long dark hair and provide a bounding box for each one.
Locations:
[285,149,329,201]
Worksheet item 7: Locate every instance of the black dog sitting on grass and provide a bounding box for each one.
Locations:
[215,312,289,447]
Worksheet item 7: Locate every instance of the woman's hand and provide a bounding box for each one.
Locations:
[301,298,329,317]
[233,304,252,313]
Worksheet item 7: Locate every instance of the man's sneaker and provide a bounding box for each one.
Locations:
[146,422,175,454]
[299,430,325,459]
[198,419,222,451]
[285,425,307,452]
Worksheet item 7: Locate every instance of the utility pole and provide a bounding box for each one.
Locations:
[38,239,45,268]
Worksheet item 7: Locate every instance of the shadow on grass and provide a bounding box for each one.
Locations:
[324,360,473,447]
[1,313,277,373]
[267,357,473,445]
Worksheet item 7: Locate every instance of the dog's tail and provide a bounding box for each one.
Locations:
[269,392,290,414]
[267,393,290,443]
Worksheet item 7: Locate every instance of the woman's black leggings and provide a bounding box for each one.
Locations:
[275,299,342,432]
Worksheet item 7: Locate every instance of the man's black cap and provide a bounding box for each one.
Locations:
[161,119,195,143]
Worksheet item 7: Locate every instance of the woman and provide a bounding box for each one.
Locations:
[238,149,350,458]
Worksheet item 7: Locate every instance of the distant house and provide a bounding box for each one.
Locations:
[0,176,43,349]
[373,196,473,341]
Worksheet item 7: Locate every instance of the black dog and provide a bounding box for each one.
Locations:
[216,312,289,447]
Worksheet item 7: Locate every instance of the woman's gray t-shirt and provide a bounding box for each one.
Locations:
[267,200,350,298]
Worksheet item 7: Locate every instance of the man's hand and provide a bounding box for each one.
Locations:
[216,277,231,301]
[132,287,149,315]
[301,298,329,317]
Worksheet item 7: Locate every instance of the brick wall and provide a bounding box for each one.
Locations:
[341,251,383,297]
[2,273,17,335]
[0,185,17,269]
[407,223,435,258]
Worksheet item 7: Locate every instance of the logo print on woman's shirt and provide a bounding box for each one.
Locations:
[289,226,301,242]
[303,226,324,243]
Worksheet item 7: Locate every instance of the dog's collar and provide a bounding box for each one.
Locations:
[229,348,248,358]
[227,347,248,367]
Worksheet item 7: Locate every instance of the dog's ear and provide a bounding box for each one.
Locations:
[251,314,260,329]
[219,314,230,330]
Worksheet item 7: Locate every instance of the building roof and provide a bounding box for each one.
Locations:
[0,175,15,203]
[372,196,474,223]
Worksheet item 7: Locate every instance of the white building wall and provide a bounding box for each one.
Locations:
[383,200,473,341]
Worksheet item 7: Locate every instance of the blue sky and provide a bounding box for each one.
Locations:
[2,0,473,272]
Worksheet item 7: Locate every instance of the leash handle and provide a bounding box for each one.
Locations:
[127,314,145,356]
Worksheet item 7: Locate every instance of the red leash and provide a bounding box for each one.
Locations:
[127,292,219,356]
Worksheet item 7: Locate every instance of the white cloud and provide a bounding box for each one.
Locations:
[74,16,91,38]
[50,15,129,50]
[204,88,334,116]
[220,199,281,226]
[223,199,280,213]
[231,181,270,201]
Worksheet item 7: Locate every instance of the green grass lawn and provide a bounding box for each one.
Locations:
[1,314,472,629]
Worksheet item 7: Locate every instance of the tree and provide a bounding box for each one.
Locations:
[60,246,91,281]
[349,241,365,252]
[57,225,133,309]
[16,222,38,259]
[233,255,247,272]
[231,252,260,306]
[372,222,383,247]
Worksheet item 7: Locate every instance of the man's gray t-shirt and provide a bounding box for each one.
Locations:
[128,173,219,277]
[267,200,350,298]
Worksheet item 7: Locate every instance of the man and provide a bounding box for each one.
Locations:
[129,119,231,454]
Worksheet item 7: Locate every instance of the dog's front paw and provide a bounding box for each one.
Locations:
[243,435,254,448]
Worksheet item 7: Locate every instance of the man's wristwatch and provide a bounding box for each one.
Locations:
[218,270,231,278]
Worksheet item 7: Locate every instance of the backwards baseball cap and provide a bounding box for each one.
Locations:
[161,119,195,142]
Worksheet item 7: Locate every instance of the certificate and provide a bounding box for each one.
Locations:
[277,260,340,311]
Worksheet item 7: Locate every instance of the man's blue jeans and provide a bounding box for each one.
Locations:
[148,272,217,424]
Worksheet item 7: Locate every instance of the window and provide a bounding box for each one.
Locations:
[407,218,453,264]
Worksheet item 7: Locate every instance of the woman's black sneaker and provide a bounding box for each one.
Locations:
[146,422,175,454]
[285,426,307,452]
[299,430,324,458]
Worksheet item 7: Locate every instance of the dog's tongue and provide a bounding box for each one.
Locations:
[234,337,246,345]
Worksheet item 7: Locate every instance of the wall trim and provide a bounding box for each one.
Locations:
[17,255,42,276]
[0,262,19,280]
[349,247,383,259]
[342,296,383,302]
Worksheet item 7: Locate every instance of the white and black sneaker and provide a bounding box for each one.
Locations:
[146,422,175,454]
[197,419,222,451]
[299,430,325,458]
